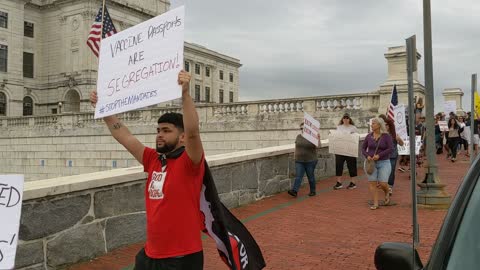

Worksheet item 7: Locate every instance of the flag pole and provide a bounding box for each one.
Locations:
[386,85,394,115]
[100,0,106,41]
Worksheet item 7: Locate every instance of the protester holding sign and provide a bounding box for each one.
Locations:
[362,117,393,210]
[332,113,359,190]
[91,70,265,270]
[288,122,321,197]
[92,71,205,269]
[446,117,464,162]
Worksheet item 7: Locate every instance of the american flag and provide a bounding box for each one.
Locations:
[387,85,398,120]
[86,5,117,57]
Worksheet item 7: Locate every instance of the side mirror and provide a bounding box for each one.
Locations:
[374,242,423,270]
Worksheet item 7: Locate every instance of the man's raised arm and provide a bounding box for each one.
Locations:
[90,91,145,164]
[178,70,204,165]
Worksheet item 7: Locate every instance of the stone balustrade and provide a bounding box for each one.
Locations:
[14,138,366,270]
[0,93,379,181]
[0,93,379,128]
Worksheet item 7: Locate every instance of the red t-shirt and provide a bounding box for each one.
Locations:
[142,147,205,258]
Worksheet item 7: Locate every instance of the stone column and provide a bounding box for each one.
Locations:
[378,46,425,112]
[442,88,464,115]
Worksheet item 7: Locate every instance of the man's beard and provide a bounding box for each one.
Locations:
[156,139,179,154]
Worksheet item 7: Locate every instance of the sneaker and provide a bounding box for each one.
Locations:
[347,182,357,190]
[308,191,316,196]
[287,190,297,197]
[333,182,343,190]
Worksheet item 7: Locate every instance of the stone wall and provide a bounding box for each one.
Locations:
[0,95,378,181]
[15,140,365,269]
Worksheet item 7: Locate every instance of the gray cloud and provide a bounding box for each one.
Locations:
[173,0,480,112]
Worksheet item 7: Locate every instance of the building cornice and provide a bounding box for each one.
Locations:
[185,42,242,68]
[25,0,166,18]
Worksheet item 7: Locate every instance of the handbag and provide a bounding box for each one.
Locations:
[366,134,382,174]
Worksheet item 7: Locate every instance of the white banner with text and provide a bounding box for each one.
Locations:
[95,6,185,118]
[0,175,24,269]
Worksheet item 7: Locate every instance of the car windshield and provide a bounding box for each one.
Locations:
[446,173,480,269]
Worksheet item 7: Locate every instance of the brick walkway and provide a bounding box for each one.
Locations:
[68,156,470,270]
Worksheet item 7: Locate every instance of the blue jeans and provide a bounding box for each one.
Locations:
[365,159,391,182]
[292,160,318,192]
[388,157,398,187]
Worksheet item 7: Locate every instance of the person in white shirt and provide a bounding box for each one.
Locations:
[333,113,359,190]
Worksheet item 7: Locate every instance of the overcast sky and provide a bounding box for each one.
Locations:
[171,0,480,112]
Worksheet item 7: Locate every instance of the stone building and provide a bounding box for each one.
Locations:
[184,42,241,105]
[0,0,241,117]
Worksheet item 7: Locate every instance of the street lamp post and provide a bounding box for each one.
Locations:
[417,0,451,208]
[422,0,437,183]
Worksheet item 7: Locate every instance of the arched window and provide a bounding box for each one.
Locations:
[64,90,80,112]
[23,96,33,116]
[0,92,6,116]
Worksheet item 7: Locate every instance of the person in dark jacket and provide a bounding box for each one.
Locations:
[288,122,321,197]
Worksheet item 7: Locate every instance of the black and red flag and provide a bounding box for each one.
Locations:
[200,162,266,270]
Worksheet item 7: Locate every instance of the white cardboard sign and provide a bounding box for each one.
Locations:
[438,121,448,132]
[95,6,185,118]
[394,104,408,140]
[302,112,320,146]
[0,175,24,269]
[328,130,360,157]
[397,136,422,155]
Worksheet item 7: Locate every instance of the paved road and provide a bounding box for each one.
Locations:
[69,156,470,270]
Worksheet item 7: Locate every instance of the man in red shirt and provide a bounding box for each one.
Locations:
[90,70,205,270]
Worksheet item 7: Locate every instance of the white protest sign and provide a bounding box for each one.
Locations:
[444,100,457,116]
[438,120,448,132]
[397,136,422,155]
[0,175,24,269]
[328,130,360,157]
[95,6,185,118]
[394,104,408,140]
[302,112,320,146]
[461,125,471,143]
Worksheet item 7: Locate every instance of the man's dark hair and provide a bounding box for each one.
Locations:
[157,112,184,131]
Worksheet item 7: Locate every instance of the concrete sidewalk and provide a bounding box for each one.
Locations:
[69,156,470,270]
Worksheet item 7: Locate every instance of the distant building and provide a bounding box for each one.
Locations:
[0,0,241,117]
[184,42,241,105]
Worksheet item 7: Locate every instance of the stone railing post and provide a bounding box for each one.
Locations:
[442,88,464,114]
[248,103,259,115]
[142,110,152,122]
[60,114,75,126]
[302,99,316,112]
